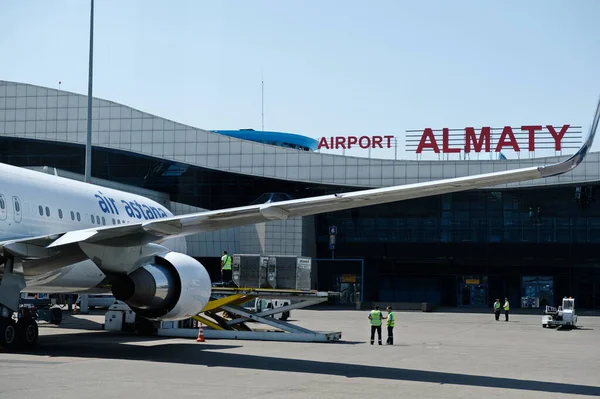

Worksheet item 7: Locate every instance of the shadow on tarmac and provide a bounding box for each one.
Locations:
[555,326,594,331]
[23,331,600,397]
[310,305,600,317]
[38,314,104,331]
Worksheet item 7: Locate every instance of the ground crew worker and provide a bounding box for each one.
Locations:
[503,297,510,321]
[493,298,501,321]
[385,306,395,345]
[221,250,232,283]
[368,305,384,345]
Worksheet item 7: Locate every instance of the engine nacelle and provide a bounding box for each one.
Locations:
[111,251,211,321]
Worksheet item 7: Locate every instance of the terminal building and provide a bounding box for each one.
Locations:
[1,80,600,309]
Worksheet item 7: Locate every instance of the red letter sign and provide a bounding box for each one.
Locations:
[495,126,520,152]
[372,136,383,148]
[317,137,330,150]
[384,135,394,148]
[359,136,371,149]
[442,128,460,153]
[464,127,491,153]
[521,125,542,151]
[547,124,570,150]
[416,128,440,153]
[347,136,358,148]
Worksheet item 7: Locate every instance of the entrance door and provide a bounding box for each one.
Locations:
[459,284,488,307]
[335,275,362,304]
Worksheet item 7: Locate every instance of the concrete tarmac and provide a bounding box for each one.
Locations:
[0,309,599,399]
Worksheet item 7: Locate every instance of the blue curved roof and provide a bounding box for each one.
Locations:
[213,129,318,151]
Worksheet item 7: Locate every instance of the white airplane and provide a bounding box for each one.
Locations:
[0,98,598,351]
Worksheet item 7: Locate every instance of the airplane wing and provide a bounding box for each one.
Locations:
[3,97,599,263]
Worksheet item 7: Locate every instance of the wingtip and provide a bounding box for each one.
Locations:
[539,95,600,178]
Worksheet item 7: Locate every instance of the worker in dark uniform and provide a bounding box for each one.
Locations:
[385,306,395,345]
[493,298,501,321]
[368,305,383,345]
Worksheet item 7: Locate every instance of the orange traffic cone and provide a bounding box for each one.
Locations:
[196,323,205,342]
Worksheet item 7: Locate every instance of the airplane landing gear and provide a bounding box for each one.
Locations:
[0,312,39,351]
[0,255,38,352]
[16,310,39,350]
[0,316,17,351]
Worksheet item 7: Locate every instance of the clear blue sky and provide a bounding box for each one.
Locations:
[1,0,599,160]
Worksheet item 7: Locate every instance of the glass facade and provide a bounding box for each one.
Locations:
[312,181,600,309]
[316,187,600,245]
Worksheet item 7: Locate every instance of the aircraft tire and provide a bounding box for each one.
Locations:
[50,307,63,325]
[135,315,156,336]
[16,316,38,350]
[0,317,17,352]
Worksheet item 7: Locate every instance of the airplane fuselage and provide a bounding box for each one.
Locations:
[0,162,185,293]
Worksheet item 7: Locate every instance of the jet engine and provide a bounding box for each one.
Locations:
[111,251,212,321]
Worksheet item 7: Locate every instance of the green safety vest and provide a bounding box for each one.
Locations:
[370,310,382,326]
[503,301,510,311]
[386,311,395,327]
[223,255,232,270]
[494,302,501,310]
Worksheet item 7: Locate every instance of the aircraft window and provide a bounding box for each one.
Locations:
[38,205,43,216]
[58,209,63,219]
[45,207,50,217]
[0,197,4,210]
[77,212,81,222]
[96,215,100,224]
[112,218,115,225]
[71,211,75,220]
[14,201,19,213]
[117,219,121,224]
[91,215,95,224]
[102,216,106,225]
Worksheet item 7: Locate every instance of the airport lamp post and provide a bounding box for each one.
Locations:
[84,0,94,184]
[80,0,95,315]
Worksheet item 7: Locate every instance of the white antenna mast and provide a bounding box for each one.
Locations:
[261,70,264,131]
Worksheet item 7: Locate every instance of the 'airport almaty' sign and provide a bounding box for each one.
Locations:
[406,124,582,154]
[316,125,582,157]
